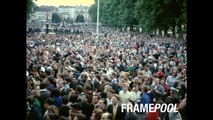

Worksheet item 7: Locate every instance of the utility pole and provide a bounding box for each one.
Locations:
[96,0,100,41]
[45,8,49,34]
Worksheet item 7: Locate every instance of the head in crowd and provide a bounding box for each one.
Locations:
[101,112,112,120]
[76,85,83,94]
[153,78,160,86]
[91,109,103,120]
[104,85,112,93]
[69,94,78,103]
[46,105,59,120]
[52,88,61,97]
[144,65,149,71]
[98,98,107,110]
[44,98,54,109]
[92,94,101,105]
[69,103,82,119]
[107,89,115,99]
[112,94,120,106]
[122,83,129,92]
[101,75,108,84]
[62,95,69,105]
[142,85,149,93]
[73,113,87,120]
[82,94,92,103]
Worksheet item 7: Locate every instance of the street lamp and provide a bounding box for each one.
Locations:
[62,13,65,27]
[45,10,49,34]
[96,0,100,41]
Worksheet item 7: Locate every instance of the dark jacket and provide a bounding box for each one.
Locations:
[107,104,125,120]
[28,99,42,120]
[81,102,94,120]
[59,105,70,117]
[38,89,51,116]
[125,112,137,120]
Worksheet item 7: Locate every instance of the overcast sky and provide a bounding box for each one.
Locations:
[35,0,94,7]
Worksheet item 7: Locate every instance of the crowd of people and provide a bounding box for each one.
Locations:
[26,24,187,120]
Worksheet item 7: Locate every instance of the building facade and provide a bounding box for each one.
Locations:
[30,5,91,23]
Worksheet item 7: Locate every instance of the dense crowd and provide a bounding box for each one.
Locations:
[26,24,187,120]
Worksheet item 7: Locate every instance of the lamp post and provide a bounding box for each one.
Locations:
[62,13,65,27]
[45,10,49,34]
[96,0,100,41]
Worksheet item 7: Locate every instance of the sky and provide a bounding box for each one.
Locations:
[35,0,95,7]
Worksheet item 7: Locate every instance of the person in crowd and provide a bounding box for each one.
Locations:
[73,113,87,120]
[90,109,103,120]
[59,95,70,117]
[43,98,54,120]
[150,78,164,102]
[119,83,132,104]
[27,90,43,120]
[106,89,114,107]
[139,85,151,120]
[130,85,141,103]
[124,100,137,120]
[100,112,112,120]
[38,82,51,117]
[166,71,178,88]
[107,94,125,120]
[98,98,108,112]
[81,94,94,120]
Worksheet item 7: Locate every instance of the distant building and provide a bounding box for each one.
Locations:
[30,11,52,23]
[74,5,90,22]
[30,5,91,23]
[58,6,75,20]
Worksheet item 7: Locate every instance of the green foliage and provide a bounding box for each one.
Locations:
[88,0,186,34]
[88,5,96,22]
[52,13,62,23]
[27,0,37,20]
[75,14,85,23]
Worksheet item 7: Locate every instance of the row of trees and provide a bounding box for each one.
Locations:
[88,0,186,36]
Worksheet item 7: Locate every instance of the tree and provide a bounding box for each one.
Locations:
[88,4,97,22]
[89,0,138,30]
[27,0,37,20]
[135,0,186,36]
[135,0,158,34]
[88,0,186,36]
[52,13,62,23]
[119,0,138,30]
[75,14,85,23]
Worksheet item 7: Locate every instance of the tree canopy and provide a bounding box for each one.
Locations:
[52,13,62,23]
[75,14,85,23]
[27,0,37,20]
[89,0,186,36]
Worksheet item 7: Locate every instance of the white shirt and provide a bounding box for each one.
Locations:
[142,70,152,78]
[119,90,132,104]
[112,104,118,120]
[130,91,141,102]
